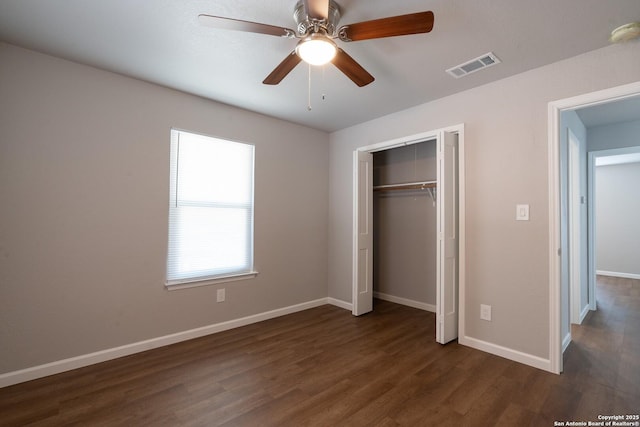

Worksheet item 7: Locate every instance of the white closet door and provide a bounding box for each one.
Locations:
[353,150,373,316]
[436,131,459,344]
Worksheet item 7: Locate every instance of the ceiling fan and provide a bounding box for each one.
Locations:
[199,0,434,87]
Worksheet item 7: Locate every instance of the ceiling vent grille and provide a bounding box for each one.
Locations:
[446,52,501,78]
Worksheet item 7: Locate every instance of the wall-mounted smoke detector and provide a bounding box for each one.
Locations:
[446,52,501,78]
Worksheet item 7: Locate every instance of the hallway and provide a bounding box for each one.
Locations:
[562,275,640,418]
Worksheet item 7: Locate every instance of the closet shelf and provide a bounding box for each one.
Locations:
[373,180,437,192]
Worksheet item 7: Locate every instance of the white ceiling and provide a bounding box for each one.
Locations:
[1,0,639,132]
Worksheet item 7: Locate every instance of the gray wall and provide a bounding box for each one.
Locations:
[373,141,437,305]
[588,120,640,277]
[0,43,330,374]
[328,43,640,360]
[595,162,640,276]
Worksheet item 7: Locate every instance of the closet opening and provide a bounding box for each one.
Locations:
[373,140,438,314]
[352,126,464,345]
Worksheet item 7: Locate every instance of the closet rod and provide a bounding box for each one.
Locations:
[373,180,437,191]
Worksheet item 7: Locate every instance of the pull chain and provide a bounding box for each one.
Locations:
[321,65,326,101]
[307,63,312,111]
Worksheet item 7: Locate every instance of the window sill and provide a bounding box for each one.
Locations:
[166,271,259,291]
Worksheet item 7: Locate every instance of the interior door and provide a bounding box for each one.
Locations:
[353,150,373,316]
[436,131,459,344]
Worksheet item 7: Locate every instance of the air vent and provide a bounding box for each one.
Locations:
[446,52,501,78]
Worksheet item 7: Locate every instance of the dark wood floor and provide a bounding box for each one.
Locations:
[1,276,638,426]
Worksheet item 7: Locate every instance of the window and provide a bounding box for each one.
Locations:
[166,129,256,289]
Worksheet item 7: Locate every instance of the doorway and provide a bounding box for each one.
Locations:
[548,81,640,374]
[589,146,640,282]
[351,125,465,345]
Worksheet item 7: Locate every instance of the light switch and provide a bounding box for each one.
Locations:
[516,204,529,221]
[480,304,492,321]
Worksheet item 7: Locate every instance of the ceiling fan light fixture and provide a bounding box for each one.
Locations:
[295,34,337,66]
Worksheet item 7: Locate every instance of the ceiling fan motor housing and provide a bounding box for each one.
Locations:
[293,0,341,36]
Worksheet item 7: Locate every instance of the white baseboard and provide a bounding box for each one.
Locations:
[0,296,563,387]
[596,270,640,280]
[327,298,352,311]
[579,304,590,324]
[374,292,436,313]
[458,335,552,373]
[0,298,330,388]
[562,332,572,353]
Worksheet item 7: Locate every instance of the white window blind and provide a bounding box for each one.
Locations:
[167,129,255,287]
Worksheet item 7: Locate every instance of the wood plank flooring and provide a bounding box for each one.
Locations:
[1,276,638,426]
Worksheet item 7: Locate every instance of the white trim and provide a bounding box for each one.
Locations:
[356,130,439,153]
[548,81,640,111]
[562,332,572,353]
[548,81,640,375]
[548,98,563,374]
[0,298,329,388]
[458,335,552,372]
[354,125,462,154]
[374,292,436,313]
[596,270,640,280]
[587,151,598,311]
[328,298,353,311]
[579,304,590,324]
[568,128,582,326]
[457,126,467,347]
[166,271,259,290]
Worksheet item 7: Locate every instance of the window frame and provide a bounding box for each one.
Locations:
[165,128,258,290]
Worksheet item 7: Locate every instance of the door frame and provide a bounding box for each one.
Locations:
[548,81,640,374]
[567,128,585,325]
[351,124,466,340]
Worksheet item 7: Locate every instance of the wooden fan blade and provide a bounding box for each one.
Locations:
[332,48,374,87]
[338,11,434,42]
[303,0,329,21]
[263,51,302,85]
[198,14,295,37]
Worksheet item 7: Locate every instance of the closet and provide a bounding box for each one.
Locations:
[353,128,460,344]
[372,140,438,312]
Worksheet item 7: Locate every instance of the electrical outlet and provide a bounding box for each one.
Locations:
[480,304,492,321]
[217,288,225,303]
